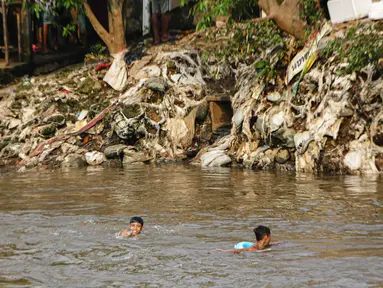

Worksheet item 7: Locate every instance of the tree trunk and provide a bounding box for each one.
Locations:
[107,1,114,35]
[108,0,126,53]
[258,0,306,39]
[83,0,126,54]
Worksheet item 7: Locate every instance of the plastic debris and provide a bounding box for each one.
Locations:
[103,49,129,91]
[85,151,107,166]
[77,110,89,121]
[286,22,332,85]
[327,0,372,24]
[95,62,111,72]
[369,1,383,20]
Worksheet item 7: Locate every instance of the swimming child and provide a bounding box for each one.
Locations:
[216,225,279,254]
[120,216,144,237]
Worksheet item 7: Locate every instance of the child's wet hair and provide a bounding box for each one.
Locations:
[253,225,270,241]
[130,216,144,226]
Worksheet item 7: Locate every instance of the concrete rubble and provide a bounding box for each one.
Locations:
[0,20,382,174]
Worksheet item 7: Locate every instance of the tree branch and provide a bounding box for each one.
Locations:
[258,0,278,17]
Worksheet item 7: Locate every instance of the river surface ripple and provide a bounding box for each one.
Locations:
[0,165,382,287]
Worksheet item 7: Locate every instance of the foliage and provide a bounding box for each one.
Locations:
[184,0,325,33]
[182,0,259,31]
[62,24,76,37]
[25,0,83,18]
[202,19,288,82]
[232,20,284,56]
[300,0,324,27]
[85,43,109,61]
[20,0,84,36]
[90,43,108,55]
[205,20,285,62]
[321,24,383,74]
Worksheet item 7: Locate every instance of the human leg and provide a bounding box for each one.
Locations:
[152,13,161,45]
[161,12,170,42]
[151,0,161,44]
[159,0,171,42]
[42,11,53,52]
[43,24,49,52]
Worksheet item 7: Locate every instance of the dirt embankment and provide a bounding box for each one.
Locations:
[0,20,382,174]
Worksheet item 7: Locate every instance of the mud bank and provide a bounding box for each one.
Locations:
[0,20,382,174]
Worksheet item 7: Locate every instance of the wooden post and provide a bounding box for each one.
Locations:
[2,0,9,66]
[21,0,32,64]
[17,11,22,62]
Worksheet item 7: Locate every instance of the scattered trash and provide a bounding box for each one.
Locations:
[369,1,383,20]
[344,151,362,171]
[103,49,129,91]
[286,22,332,85]
[0,20,381,174]
[77,110,89,121]
[22,76,32,87]
[328,0,372,24]
[104,144,128,159]
[57,89,70,94]
[85,151,107,166]
[123,149,152,165]
[62,154,87,168]
[43,114,66,127]
[95,62,111,72]
[124,45,146,65]
[145,77,168,92]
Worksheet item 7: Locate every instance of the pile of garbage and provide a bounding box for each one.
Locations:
[0,48,216,170]
[192,20,383,174]
[0,19,382,174]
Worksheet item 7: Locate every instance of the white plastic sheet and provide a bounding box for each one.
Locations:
[103,49,129,91]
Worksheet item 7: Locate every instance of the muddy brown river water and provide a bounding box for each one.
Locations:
[0,165,382,287]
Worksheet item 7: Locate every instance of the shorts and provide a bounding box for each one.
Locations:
[152,0,170,14]
[42,11,54,25]
[78,15,87,33]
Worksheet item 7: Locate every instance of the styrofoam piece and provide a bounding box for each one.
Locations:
[142,0,150,36]
[327,0,372,24]
[369,1,383,20]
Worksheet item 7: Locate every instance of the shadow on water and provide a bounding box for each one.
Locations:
[0,165,382,287]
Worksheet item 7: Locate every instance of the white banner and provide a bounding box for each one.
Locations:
[285,22,332,85]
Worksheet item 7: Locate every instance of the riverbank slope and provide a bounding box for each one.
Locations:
[0,20,382,174]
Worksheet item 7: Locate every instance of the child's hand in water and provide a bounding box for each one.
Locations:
[120,230,133,237]
[214,249,241,253]
[213,249,229,252]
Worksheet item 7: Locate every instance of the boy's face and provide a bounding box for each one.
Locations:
[129,222,143,236]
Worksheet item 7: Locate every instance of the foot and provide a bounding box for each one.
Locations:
[161,35,176,43]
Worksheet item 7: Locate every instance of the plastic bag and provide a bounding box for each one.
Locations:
[104,49,129,91]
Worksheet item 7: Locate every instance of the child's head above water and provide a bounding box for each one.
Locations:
[253,225,271,246]
[129,216,144,236]
[120,216,144,237]
[130,216,144,227]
